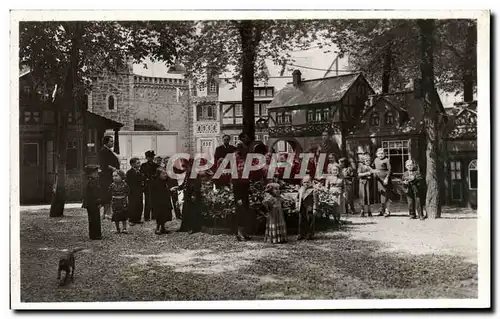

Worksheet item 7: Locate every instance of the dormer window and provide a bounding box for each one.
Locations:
[385,111,394,125]
[370,112,380,126]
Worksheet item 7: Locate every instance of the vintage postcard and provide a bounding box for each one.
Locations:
[9,10,490,310]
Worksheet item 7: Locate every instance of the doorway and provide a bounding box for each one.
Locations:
[20,139,45,204]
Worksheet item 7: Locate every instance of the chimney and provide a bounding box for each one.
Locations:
[292,69,302,87]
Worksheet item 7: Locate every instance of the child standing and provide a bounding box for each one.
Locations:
[357,154,373,217]
[296,175,318,240]
[402,159,425,220]
[109,170,130,234]
[262,183,287,244]
[339,157,356,214]
[151,167,173,235]
[126,158,145,225]
[373,148,392,217]
[83,165,103,240]
[325,163,345,224]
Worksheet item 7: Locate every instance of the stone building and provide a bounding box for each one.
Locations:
[89,63,193,170]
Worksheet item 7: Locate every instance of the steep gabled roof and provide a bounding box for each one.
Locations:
[268,73,363,108]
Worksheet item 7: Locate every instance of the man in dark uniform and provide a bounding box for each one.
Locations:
[214,134,236,188]
[140,150,159,221]
[233,142,251,241]
[214,134,236,164]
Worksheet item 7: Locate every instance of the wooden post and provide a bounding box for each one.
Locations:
[113,128,120,154]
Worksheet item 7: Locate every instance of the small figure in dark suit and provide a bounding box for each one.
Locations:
[402,159,426,220]
[140,150,159,221]
[296,175,319,240]
[83,165,103,240]
[126,158,145,225]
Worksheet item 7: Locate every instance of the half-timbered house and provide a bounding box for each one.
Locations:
[267,70,375,154]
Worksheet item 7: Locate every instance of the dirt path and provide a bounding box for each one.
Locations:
[18,207,478,302]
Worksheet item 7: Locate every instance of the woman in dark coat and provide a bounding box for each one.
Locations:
[98,135,120,220]
[126,158,145,225]
[152,167,173,234]
[177,159,210,234]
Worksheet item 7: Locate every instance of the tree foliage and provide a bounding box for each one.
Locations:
[158,20,325,88]
[325,19,477,96]
[19,21,185,215]
[19,21,189,97]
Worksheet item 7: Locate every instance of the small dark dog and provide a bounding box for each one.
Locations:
[57,248,85,286]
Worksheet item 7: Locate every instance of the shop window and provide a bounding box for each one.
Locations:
[468,160,477,190]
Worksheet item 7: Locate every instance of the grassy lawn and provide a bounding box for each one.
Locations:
[19,207,478,302]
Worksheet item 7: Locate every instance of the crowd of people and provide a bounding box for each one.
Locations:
[82,132,427,244]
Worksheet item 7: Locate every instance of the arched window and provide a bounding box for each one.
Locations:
[468,159,477,190]
[107,95,115,110]
[370,112,380,126]
[385,111,394,125]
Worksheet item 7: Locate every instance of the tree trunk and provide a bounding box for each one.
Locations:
[418,19,441,219]
[463,21,476,102]
[239,21,259,141]
[382,45,392,93]
[50,23,82,217]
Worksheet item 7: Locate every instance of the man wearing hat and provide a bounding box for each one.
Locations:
[140,150,159,222]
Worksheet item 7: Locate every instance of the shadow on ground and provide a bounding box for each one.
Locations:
[19,208,478,302]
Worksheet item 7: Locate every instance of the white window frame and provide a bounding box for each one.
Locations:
[381,140,410,177]
[234,104,242,117]
[209,81,217,93]
[254,103,260,116]
[261,103,268,116]
[232,135,239,145]
[468,159,477,190]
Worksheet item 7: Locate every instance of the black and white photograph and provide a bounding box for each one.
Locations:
[9,10,490,310]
